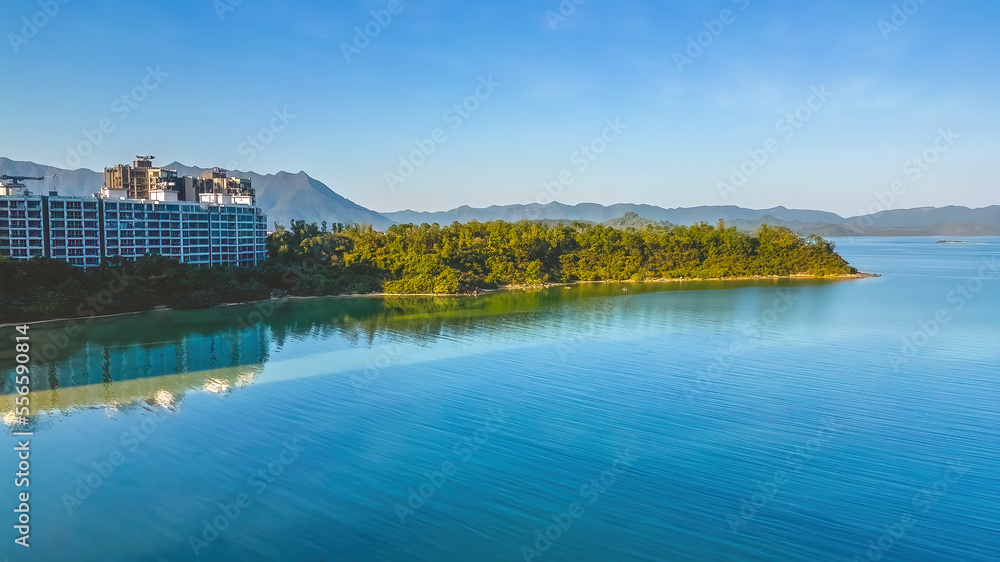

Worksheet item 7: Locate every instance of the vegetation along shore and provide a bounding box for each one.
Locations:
[0,220,869,323]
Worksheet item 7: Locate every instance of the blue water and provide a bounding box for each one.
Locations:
[2,237,998,561]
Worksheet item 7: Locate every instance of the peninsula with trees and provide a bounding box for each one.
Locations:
[0,219,864,323]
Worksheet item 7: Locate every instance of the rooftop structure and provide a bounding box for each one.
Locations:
[102,157,256,205]
[104,156,179,200]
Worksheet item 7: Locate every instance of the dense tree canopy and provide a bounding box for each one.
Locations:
[266,219,855,294]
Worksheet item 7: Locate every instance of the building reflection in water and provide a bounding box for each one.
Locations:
[0,290,541,425]
[2,323,271,424]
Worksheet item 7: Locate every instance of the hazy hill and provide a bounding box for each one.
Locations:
[844,206,1000,228]
[382,202,846,225]
[717,216,1000,237]
[603,211,666,229]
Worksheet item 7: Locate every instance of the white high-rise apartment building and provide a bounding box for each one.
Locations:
[0,158,268,268]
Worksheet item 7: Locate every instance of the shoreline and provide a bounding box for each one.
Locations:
[496,271,878,291]
[0,272,879,328]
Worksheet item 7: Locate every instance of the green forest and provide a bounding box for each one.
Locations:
[0,220,857,322]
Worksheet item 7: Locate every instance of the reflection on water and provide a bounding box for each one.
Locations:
[0,323,270,422]
[1,279,849,423]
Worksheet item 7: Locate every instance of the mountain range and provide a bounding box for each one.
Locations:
[2,158,997,236]
[382,203,1000,236]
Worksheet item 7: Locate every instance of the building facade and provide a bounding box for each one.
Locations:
[1,158,268,268]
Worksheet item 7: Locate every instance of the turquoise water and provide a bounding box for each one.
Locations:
[2,237,998,561]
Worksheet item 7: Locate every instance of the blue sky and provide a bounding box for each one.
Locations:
[2,0,998,215]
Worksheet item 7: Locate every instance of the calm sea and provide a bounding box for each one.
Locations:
[2,237,998,561]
